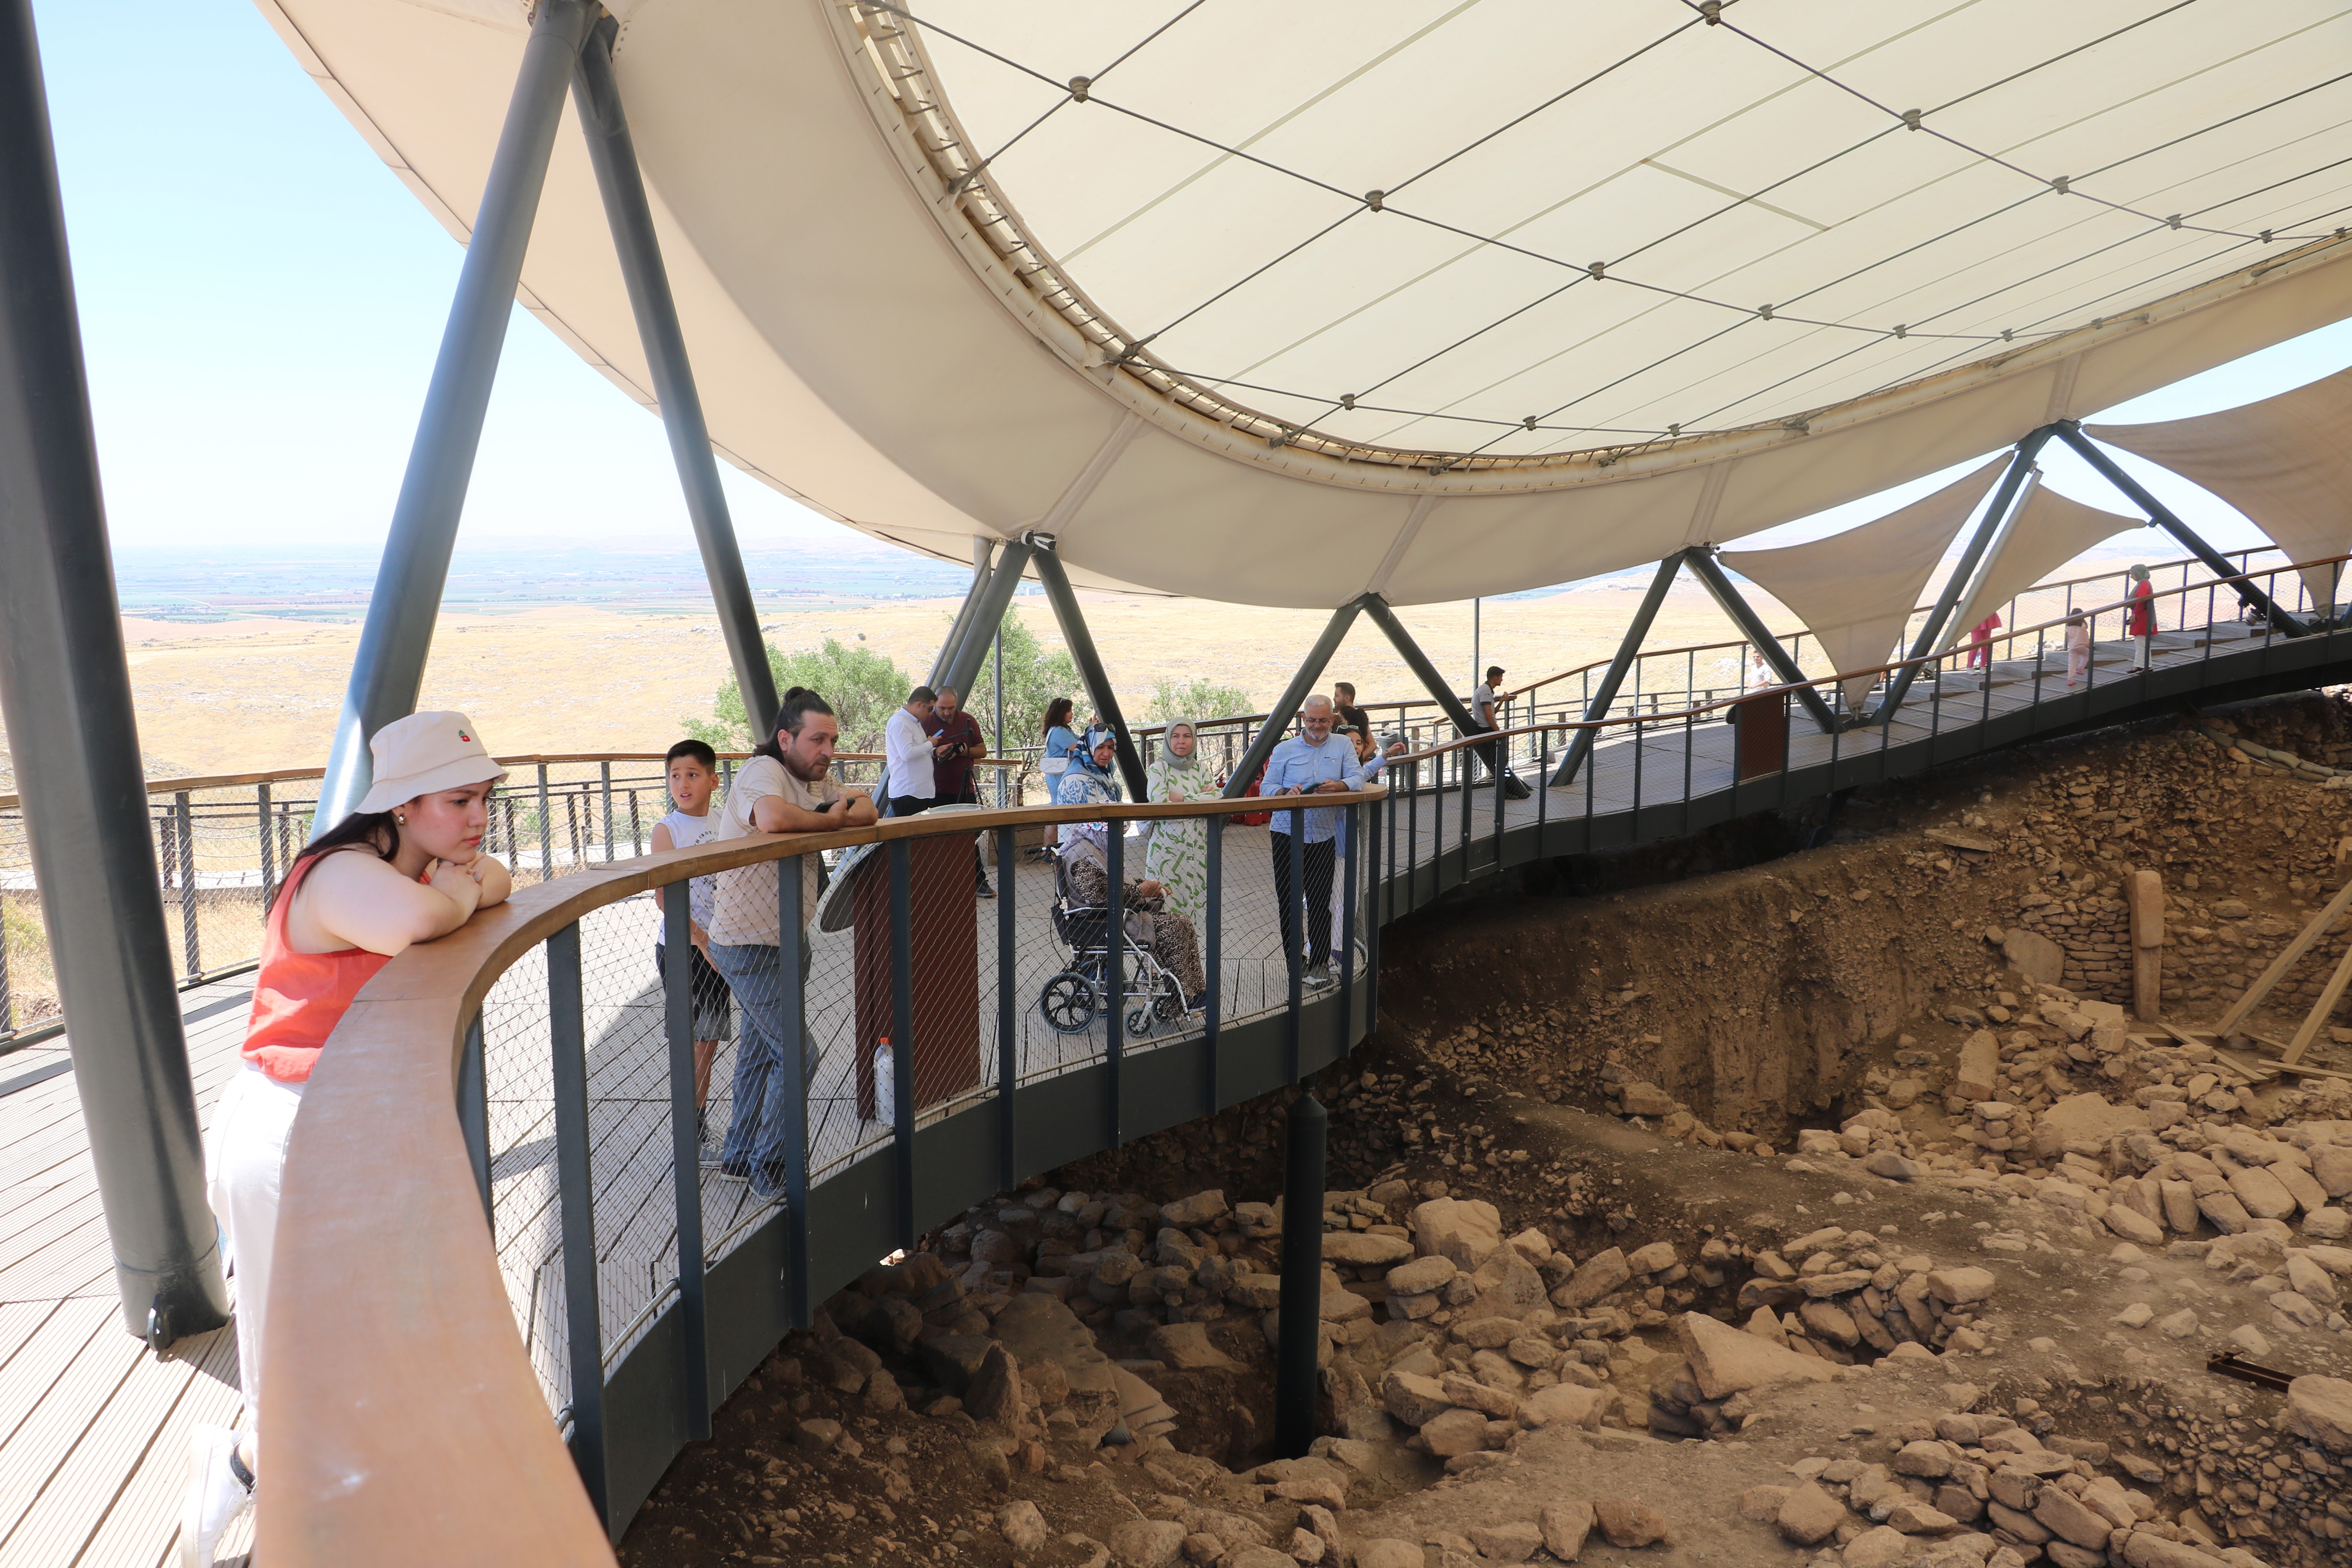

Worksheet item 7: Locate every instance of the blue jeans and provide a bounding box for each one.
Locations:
[707,938,813,1171]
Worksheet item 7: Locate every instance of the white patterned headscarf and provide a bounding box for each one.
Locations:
[1060,768,1115,854]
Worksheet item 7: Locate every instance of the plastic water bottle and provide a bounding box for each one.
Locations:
[873,1037,894,1124]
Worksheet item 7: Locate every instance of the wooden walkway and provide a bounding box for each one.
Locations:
[0,611,2331,1561]
[0,979,256,1568]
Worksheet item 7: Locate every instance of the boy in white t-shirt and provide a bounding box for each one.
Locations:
[651,739,733,1160]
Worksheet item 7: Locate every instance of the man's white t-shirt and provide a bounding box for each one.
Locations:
[707,754,840,946]
[1470,682,1497,730]
[884,707,935,801]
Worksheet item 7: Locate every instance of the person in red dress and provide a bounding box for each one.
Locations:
[2127,565,2155,670]
[1965,610,2001,669]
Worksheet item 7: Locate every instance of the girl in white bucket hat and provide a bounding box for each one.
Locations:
[185,711,512,1565]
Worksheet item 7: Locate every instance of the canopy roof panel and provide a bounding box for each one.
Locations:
[258,0,2352,606]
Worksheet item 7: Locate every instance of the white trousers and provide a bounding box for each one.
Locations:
[205,1063,304,1437]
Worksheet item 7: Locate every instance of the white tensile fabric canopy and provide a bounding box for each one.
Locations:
[1944,485,2154,650]
[255,0,2352,606]
[2088,367,2352,614]
[1721,457,2004,706]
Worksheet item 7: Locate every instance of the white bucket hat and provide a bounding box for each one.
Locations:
[355,711,508,814]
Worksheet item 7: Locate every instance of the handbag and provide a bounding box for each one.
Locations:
[1232,763,1272,828]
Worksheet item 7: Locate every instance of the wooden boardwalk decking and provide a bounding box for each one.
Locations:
[0,612,2322,1563]
[0,980,257,1568]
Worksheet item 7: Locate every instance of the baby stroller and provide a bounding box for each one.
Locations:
[1038,848,1187,1038]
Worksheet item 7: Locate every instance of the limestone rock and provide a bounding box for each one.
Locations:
[1382,1370,1452,1427]
[1419,1406,1491,1458]
[2228,1164,2298,1221]
[1593,1498,1672,1548]
[2103,1205,2164,1246]
[1411,1197,1503,1270]
[1864,1150,1920,1181]
[1386,1254,1456,1296]
[1737,1485,1791,1523]
[1842,1525,1916,1568]
[2032,1487,2111,1550]
[1461,1245,1548,1320]
[1111,1519,1187,1568]
[1540,1500,1595,1561]
[1145,1320,1240,1371]
[1467,1522,1544,1563]
[2286,1374,2352,1452]
[2040,1092,2149,1144]
[1159,1191,1227,1229]
[2313,1145,2352,1197]
[1926,1267,1996,1305]
[1954,1031,2002,1100]
[999,1501,1049,1553]
[1778,1481,1846,1546]
[1323,1231,1413,1267]
[2118,1531,2232,1567]
[1554,1247,1632,1308]
[1618,1081,1679,1117]
[1676,1310,1838,1401]
[1886,1501,1957,1535]
[2156,1308,2201,1339]
[1517,1382,1606,1429]
[2004,927,2065,985]
[1893,1440,1955,1479]
[1355,1543,1422,1568]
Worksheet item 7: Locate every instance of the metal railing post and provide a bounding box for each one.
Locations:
[660,887,710,1440]
[996,825,1017,1189]
[546,919,607,1525]
[600,760,613,861]
[1341,802,1358,1054]
[778,850,810,1328]
[1366,795,1382,1027]
[888,839,916,1247]
[1286,822,1305,1079]
[1205,814,1222,1109]
[175,791,199,978]
[1106,816,1125,1146]
[256,780,276,909]
[537,762,553,881]
[457,1013,492,1229]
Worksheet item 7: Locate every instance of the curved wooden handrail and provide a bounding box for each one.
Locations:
[260,784,1387,1564]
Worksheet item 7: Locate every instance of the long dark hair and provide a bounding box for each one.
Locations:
[269,809,400,913]
[1040,697,1073,740]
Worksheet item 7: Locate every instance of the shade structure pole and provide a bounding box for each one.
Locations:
[311,0,597,833]
[1682,547,1840,733]
[573,20,779,742]
[1550,554,1680,786]
[0,0,229,1346]
[2049,421,2302,632]
[940,539,1036,704]
[1359,596,1483,738]
[1026,535,1148,800]
[1218,600,1364,799]
[1878,429,2054,725]
[927,536,995,691]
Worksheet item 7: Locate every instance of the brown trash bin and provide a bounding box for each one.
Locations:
[828,832,982,1122]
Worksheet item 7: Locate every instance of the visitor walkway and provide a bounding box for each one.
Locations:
[9,577,2352,1565]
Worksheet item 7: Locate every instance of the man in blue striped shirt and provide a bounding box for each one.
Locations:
[1262,695,1379,987]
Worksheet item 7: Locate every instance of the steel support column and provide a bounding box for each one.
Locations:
[573,22,779,742]
[1361,596,1528,796]
[0,0,228,1344]
[940,539,1036,704]
[312,0,596,831]
[1682,547,1841,733]
[1878,429,2054,725]
[1026,536,1147,800]
[927,537,995,691]
[1549,554,1680,786]
[2050,422,2301,632]
[1218,600,1364,799]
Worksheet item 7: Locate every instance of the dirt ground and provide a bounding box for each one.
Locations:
[616,694,2352,1568]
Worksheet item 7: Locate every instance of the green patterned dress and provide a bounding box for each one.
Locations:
[1144,731,1213,935]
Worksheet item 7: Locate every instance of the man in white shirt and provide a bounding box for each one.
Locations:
[883,685,939,818]
[1466,664,1530,799]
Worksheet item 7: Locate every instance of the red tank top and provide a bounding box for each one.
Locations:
[241,853,396,1084]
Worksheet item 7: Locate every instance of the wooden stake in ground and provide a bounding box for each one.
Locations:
[2129,868,2164,1022]
[2212,873,2352,1038]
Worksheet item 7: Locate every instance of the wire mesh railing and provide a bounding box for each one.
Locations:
[0,751,1019,1050]
[432,786,1382,1521]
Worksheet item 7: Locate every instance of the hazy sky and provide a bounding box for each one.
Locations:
[31,1,2352,574]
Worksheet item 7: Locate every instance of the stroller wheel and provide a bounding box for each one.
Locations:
[1041,971,1098,1034]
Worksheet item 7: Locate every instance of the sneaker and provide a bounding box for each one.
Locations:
[976,881,996,899]
[1302,968,1338,992]
[181,1425,252,1568]
[717,1157,751,1182]
[750,1161,787,1203]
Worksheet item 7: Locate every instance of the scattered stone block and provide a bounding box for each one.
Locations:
[1593,1498,1672,1548]
[2286,1375,2352,1451]
[1110,1519,1187,1568]
[1411,1198,1503,1270]
[1145,1321,1239,1371]
[999,1501,1048,1552]
[1467,1522,1543,1563]
[1675,1310,1837,1400]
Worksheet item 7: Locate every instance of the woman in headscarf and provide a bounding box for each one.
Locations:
[1058,771,1205,1010]
[1057,727,1121,805]
[1144,717,1212,932]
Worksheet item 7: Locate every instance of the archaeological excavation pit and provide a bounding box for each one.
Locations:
[619,698,2352,1568]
